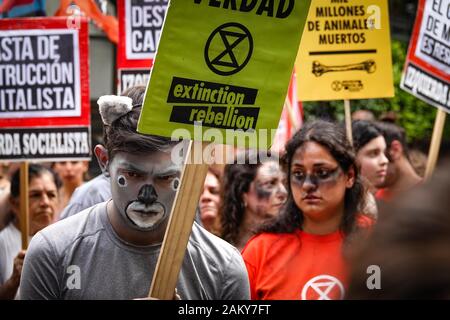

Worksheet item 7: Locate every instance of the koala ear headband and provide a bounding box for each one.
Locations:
[97,95,141,126]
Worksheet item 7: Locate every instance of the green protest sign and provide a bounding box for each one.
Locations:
[138,0,311,148]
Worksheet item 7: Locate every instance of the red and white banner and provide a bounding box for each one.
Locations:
[117,67,150,94]
[117,0,168,69]
[117,0,168,93]
[400,0,450,113]
[0,17,91,161]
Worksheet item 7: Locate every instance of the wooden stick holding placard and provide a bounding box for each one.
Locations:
[424,109,447,181]
[344,99,353,145]
[149,140,209,299]
[20,162,29,250]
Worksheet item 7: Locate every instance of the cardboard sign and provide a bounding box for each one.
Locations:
[0,18,91,161]
[400,0,450,113]
[138,0,311,149]
[296,0,394,101]
[117,0,168,69]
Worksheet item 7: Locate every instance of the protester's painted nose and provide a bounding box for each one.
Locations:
[137,184,158,205]
[303,175,319,191]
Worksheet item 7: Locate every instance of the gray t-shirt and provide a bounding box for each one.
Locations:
[20,202,250,300]
[59,174,111,220]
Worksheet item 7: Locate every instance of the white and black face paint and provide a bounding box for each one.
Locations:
[125,184,166,230]
[117,175,128,188]
[171,177,180,191]
[108,151,182,232]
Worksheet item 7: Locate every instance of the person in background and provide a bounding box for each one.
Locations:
[242,120,372,300]
[352,120,389,217]
[0,163,12,232]
[198,167,222,236]
[347,158,450,299]
[378,111,398,123]
[0,164,60,299]
[52,161,89,220]
[0,163,21,232]
[352,121,389,193]
[351,109,375,122]
[374,121,422,201]
[0,163,10,196]
[408,148,427,178]
[220,151,288,251]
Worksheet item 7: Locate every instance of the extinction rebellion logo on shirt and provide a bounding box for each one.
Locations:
[301,275,345,300]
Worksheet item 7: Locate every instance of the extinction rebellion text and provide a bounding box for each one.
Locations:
[168,77,259,131]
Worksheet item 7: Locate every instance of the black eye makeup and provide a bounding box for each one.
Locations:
[255,181,274,199]
[291,167,341,187]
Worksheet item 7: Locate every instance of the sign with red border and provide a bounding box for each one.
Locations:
[117,0,168,70]
[0,17,91,161]
[400,0,450,113]
[117,67,150,94]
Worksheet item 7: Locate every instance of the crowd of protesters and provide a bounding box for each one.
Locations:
[1,86,448,300]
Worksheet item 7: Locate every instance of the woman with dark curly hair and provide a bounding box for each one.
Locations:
[241,120,373,300]
[220,151,287,251]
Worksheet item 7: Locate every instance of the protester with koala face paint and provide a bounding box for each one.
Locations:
[19,86,250,300]
[220,151,287,251]
[241,120,373,300]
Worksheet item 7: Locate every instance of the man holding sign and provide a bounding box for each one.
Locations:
[19,86,250,300]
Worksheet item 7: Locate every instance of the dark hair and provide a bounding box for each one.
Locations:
[220,150,278,245]
[374,121,409,158]
[347,158,450,299]
[10,164,61,198]
[103,85,178,160]
[260,120,365,236]
[352,120,383,153]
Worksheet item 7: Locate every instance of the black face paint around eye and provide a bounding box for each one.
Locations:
[117,175,127,187]
[255,182,273,200]
[137,184,158,205]
[292,168,341,189]
[171,178,180,191]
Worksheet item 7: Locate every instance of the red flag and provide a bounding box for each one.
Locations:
[272,70,303,153]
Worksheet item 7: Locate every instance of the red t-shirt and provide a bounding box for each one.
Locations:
[375,188,393,202]
[241,215,373,300]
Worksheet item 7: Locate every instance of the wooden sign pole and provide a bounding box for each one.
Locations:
[424,109,447,181]
[20,162,29,250]
[149,140,209,299]
[344,99,353,145]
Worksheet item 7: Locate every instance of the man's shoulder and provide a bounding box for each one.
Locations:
[72,174,110,199]
[60,175,111,220]
[189,222,242,264]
